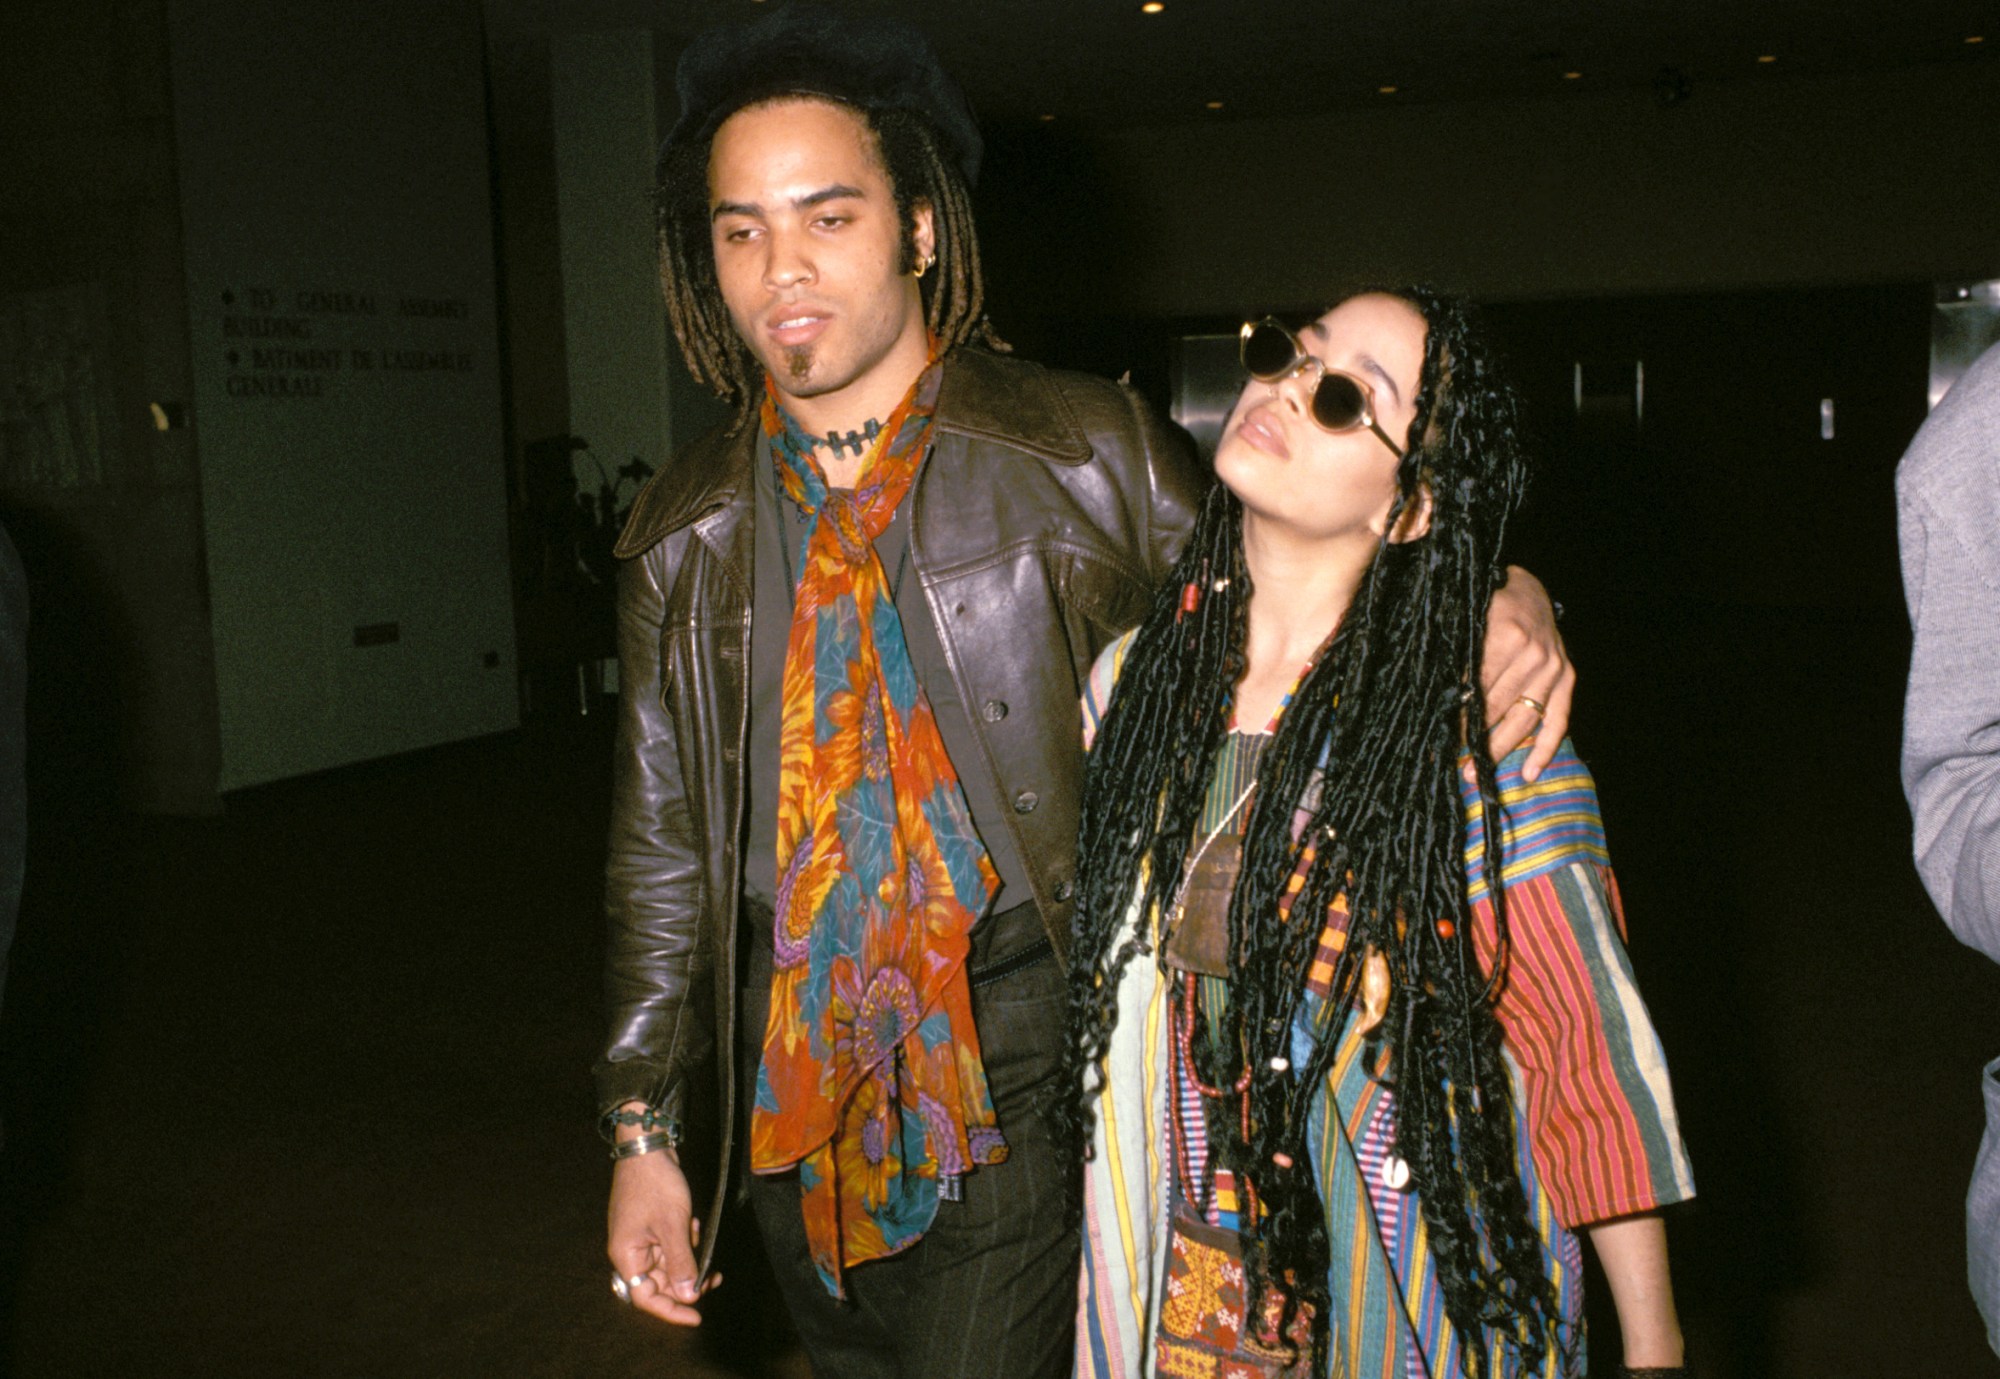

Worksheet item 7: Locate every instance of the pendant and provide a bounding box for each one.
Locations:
[819,418,883,457]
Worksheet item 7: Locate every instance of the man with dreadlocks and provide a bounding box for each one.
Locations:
[1065,291,1694,1379]
[592,7,1573,1375]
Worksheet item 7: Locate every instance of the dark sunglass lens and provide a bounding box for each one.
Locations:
[1311,373,1366,431]
[1241,322,1297,379]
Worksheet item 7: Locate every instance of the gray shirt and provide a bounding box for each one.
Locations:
[742,433,1032,920]
[1897,339,2000,1355]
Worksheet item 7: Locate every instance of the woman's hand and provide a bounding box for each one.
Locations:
[1480,566,1574,781]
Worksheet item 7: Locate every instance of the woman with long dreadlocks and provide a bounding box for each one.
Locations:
[1063,289,1694,1379]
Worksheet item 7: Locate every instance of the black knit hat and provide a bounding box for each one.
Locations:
[664,1,983,185]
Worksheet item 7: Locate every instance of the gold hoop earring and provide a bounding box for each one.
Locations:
[913,251,935,280]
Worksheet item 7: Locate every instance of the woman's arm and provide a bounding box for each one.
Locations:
[1464,743,1696,1370]
[1464,758,1695,1225]
[1586,1212,1684,1369]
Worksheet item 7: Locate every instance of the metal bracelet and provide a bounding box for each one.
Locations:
[609,1130,678,1161]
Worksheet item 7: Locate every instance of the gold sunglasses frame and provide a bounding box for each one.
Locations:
[1238,318,1406,459]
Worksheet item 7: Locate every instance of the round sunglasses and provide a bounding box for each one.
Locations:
[1238,318,1406,458]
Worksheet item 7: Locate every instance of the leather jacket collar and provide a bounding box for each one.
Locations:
[612,347,1094,560]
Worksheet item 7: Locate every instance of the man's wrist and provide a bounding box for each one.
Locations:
[610,1140,684,1178]
[600,1098,682,1146]
[610,1129,679,1161]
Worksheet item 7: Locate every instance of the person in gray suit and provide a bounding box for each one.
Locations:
[1899,339,2000,1355]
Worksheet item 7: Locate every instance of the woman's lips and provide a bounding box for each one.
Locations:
[1234,407,1290,459]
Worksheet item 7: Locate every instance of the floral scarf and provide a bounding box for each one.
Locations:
[749,360,1005,1296]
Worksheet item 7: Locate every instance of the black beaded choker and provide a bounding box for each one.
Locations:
[790,414,884,459]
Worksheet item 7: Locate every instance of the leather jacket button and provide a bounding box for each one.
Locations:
[981,699,1008,723]
[1013,790,1039,814]
[1053,879,1074,902]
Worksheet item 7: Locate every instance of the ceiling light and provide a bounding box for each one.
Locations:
[1038,113,1055,122]
[1564,71,1582,80]
[1757,54,1777,63]
[1141,2,1165,12]
[1377,84,1398,95]
[1968,35,1986,43]
[1205,100,1223,109]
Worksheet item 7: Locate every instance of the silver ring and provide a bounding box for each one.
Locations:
[611,1271,639,1305]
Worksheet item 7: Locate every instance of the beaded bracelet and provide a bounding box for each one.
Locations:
[599,1106,682,1144]
[610,1130,678,1161]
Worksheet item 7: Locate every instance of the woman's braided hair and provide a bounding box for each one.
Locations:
[654,96,1005,413]
[1056,287,1567,1375]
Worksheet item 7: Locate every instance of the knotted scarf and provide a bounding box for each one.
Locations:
[750,360,1005,1296]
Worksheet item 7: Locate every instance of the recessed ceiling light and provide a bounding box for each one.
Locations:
[1377,84,1398,95]
[1563,71,1582,80]
[1038,113,1056,122]
[1757,54,1777,63]
[1968,34,1987,43]
[1205,100,1224,109]
[1141,2,1165,12]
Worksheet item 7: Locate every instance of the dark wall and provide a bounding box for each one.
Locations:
[978,61,2000,320]
[1491,285,1932,615]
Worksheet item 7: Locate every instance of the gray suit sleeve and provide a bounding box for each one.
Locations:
[1899,351,2000,963]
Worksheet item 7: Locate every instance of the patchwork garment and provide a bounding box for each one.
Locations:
[1075,631,1695,1377]
[750,363,1004,1296]
[1155,1209,1315,1378]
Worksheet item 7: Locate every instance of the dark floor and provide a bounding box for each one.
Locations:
[0,713,807,1379]
[2,597,1998,1376]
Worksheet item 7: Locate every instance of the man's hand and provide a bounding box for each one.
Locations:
[1481,566,1574,782]
[607,1143,718,1325]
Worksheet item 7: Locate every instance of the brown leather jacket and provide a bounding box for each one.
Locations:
[593,346,1203,1268]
